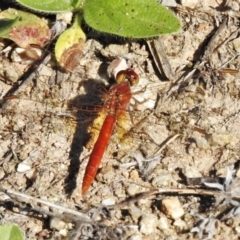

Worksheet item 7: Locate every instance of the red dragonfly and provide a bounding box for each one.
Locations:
[1,63,160,197]
[82,68,139,195]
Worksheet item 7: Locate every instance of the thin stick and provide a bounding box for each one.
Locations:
[0,185,91,222]
[152,134,179,156]
[109,187,240,210]
[157,187,240,200]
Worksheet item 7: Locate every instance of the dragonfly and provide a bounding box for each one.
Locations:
[82,68,139,195]
[0,59,164,198]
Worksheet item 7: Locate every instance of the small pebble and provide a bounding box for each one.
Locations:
[152,172,172,187]
[126,184,141,196]
[17,160,32,173]
[161,197,184,220]
[183,166,202,178]
[236,167,240,178]
[56,12,73,24]
[59,229,68,237]
[129,205,144,222]
[158,214,169,230]
[173,219,187,230]
[161,0,177,7]
[139,214,158,235]
[130,169,139,180]
[131,77,158,111]
[50,217,67,231]
[102,197,116,206]
[235,226,240,234]
[194,135,210,149]
[15,119,26,129]
[107,58,128,79]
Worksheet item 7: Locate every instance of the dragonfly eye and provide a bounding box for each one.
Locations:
[115,68,139,86]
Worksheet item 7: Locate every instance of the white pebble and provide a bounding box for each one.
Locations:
[236,167,240,178]
[235,226,240,234]
[50,217,67,231]
[161,0,177,7]
[0,193,10,201]
[102,197,116,206]
[126,184,141,196]
[161,197,184,220]
[56,12,73,24]
[232,38,240,53]
[59,229,68,237]
[194,135,210,149]
[139,214,158,235]
[158,214,169,230]
[17,161,32,173]
[107,58,128,79]
[130,77,158,111]
[173,219,187,230]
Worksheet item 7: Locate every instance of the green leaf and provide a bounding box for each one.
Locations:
[55,13,86,72]
[0,224,25,240]
[16,0,83,13]
[0,8,50,48]
[83,0,181,38]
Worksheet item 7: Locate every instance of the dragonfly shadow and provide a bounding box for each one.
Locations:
[64,79,107,195]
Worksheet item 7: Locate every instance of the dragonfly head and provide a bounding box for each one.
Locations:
[115,68,139,86]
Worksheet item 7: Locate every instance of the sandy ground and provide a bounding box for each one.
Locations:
[1,0,240,239]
